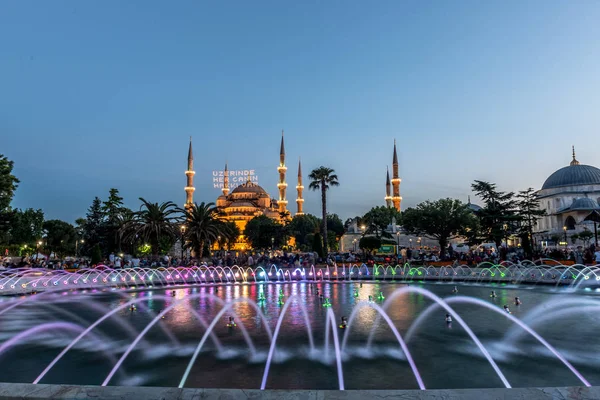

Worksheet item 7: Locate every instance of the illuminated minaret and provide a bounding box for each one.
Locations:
[277,130,288,214]
[385,166,392,207]
[184,137,195,209]
[222,162,230,196]
[391,139,402,211]
[296,157,304,215]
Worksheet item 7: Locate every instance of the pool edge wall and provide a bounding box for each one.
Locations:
[0,383,594,400]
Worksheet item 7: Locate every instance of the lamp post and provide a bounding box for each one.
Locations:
[180,225,186,261]
[503,223,509,247]
[563,226,567,247]
[36,241,42,260]
[418,237,422,249]
[409,238,413,249]
[396,231,400,255]
[271,237,275,254]
[352,238,357,252]
[75,239,84,257]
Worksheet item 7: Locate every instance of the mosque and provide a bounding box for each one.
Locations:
[534,147,600,245]
[184,132,302,250]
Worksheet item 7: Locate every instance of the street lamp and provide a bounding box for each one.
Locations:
[563,225,568,247]
[180,225,186,260]
[352,238,357,252]
[503,223,509,247]
[36,241,42,260]
[75,239,84,257]
[418,237,422,249]
[409,238,413,249]
[396,231,400,255]
[361,225,366,232]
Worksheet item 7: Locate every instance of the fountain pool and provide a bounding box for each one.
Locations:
[0,280,598,390]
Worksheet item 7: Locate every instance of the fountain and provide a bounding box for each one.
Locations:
[0,261,598,391]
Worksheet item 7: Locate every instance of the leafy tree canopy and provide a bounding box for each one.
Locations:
[244,215,285,250]
[8,208,44,245]
[362,206,401,238]
[0,155,19,212]
[359,236,381,254]
[326,213,345,237]
[471,180,519,246]
[43,219,77,258]
[402,198,476,254]
[287,214,319,248]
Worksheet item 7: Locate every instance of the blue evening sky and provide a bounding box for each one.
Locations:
[2,1,599,222]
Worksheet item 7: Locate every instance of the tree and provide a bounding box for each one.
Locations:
[308,166,339,255]
[312,232,324,258]
[244,215,284,250]
[327,214,345,237]
[182,202,228,257]
[327,231,339,252]
[515,187,547,256]
[577,230,594,246]
[402,198,476,256]
[344,216,363,232]
[90,243,102,265]
[121,198,181,256]
[287,214,320,249]
[471,181,519,247]
[8,208,44,245]
[362,206,402,238]
[359,236,381,254]
[102,188,130,253]
[43,219,77,258]
[570,233,580,245]
[0,155,19,240]
[0,155,19,212]
[82,197,105,254]
[222,221,241,250]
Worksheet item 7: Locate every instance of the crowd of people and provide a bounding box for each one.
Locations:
[3,243,600,271]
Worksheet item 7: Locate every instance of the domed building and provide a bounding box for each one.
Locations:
[535,148,600,244]
[216,178,281,233]
[183,132,302,251]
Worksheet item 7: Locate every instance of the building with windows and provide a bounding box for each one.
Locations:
[535,147,600,244]
[185,132,299,251]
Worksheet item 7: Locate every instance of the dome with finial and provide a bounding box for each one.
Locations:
[542,147,600,190]
[230,181,270,197]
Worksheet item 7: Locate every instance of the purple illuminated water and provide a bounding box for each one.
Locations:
[0,281,598,390]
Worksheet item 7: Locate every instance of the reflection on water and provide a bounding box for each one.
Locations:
[0,281,598,390]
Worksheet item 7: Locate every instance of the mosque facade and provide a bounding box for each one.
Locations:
[534,148,600,245]
[184,132,302,251]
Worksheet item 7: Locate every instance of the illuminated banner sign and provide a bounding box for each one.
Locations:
[212,169,258,190]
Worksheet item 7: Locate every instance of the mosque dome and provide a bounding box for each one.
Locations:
[541,164,600,190]
[569,197,600,211]
[230,181,269,197]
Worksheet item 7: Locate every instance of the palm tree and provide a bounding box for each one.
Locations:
[115,209,135,254]
[308,166,339,255]
[182,202,229,257]
[121,198,181,256]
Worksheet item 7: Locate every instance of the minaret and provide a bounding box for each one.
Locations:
[184,137,195,209]
[570,146,580,166]
[296,157,304,215]
[222,162,230,196]
[391,139,402,211]
[385,166,392,207]
[277,130,288,214]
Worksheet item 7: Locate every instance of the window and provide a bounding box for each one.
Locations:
[564,216,576,230]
